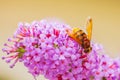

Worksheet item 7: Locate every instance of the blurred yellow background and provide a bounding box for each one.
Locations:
[0,0,120,80]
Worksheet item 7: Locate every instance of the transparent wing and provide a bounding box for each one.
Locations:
[86,17,92,40]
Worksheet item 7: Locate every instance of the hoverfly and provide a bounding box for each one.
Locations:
[67,17,92,53]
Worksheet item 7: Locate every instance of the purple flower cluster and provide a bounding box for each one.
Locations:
[2,19,120,80]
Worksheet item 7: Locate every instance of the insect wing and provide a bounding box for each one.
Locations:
[86,17,92,40]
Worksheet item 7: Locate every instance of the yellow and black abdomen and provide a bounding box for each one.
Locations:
[81,37,92,53]
[74,30,92,53]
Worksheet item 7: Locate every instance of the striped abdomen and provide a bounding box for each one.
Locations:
[74,30,92,53]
